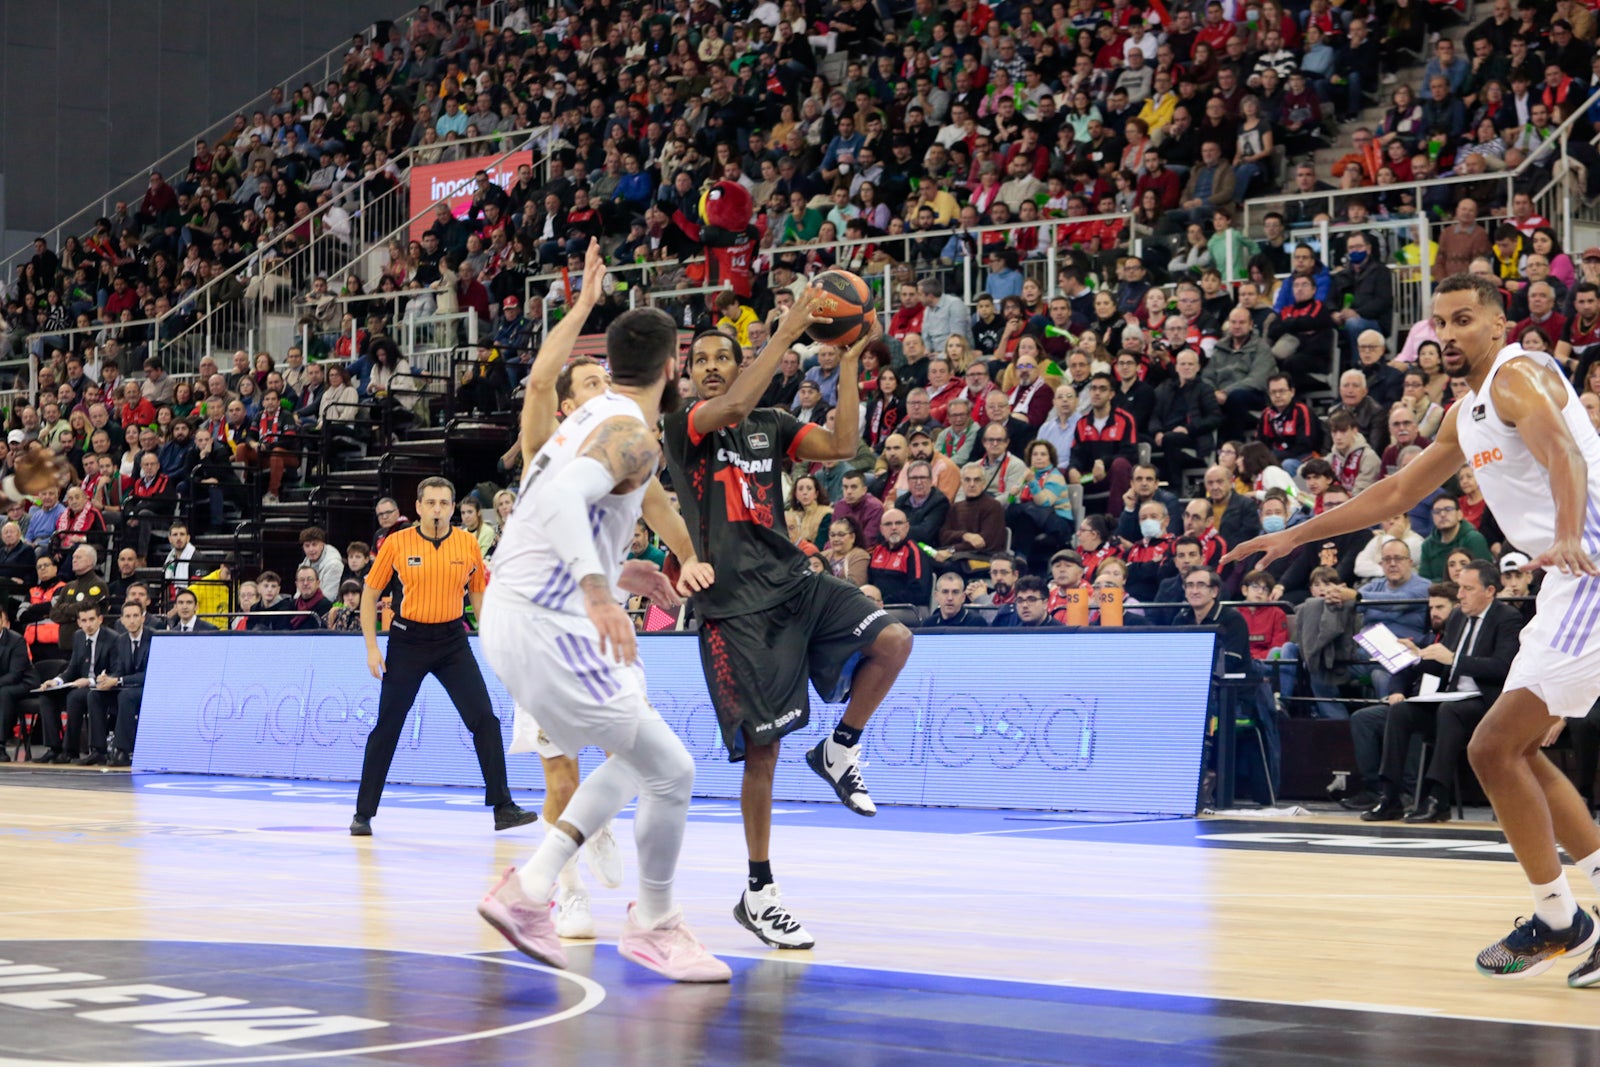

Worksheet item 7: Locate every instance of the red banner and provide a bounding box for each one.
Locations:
[408,150,533,243]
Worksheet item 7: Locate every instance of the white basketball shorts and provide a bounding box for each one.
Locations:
[481,585,658,758]
[1505,567,1600,718]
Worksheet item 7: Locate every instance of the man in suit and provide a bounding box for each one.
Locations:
[1362,559,1524,823]
[38,602,115,764]
[0,599,39,761]
[97,600,151,767]
[168,587,219,632]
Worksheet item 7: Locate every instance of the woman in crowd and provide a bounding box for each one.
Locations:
[1006,440,1075,576]
[459,497,498,556]
[1074,514,1120,580]
[864,365,906,451]
[822,516,870,587]
[788,474,832,547]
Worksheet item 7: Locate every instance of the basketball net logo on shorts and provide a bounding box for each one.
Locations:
[1470,447,1504,470]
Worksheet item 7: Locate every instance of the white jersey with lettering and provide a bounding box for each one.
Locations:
[490,390,650,615]
[1456,342,1600,717]
[1455,343,1600,558]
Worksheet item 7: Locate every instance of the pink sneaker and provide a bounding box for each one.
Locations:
[618,903,733,983]
[477,866,568,969]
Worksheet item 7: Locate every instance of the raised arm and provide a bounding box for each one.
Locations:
[689,285,831,439]
[1225,404,1467,568]
[793,323,881,462]
[1492,357,1600,575]
[520,238,608,465]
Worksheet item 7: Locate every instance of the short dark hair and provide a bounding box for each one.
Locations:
[347,540,371,557]
[1188,567,1220,590]
[1463,558,1502,591]
[258,570,281,585]
[174,588,198,605]
[1299,457,1335,481]
[1173,535,1203,553]
[606,307,680,387]
[1326,410,1356,433]
[1429,581,1459,600]
[1241,569,1274,588]
[123,600,146,615]
[77,602,103,618]
[555,356,605,404]
[417,476,454,501]
[1015,574,1049,598]
[1266,373,1293,390]
[1434,272,1507,313]
[299,526,327,545]
[989,550,1022,573]
[168,519,188,535]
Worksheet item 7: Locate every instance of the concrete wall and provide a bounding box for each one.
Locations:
[0,0,404,257]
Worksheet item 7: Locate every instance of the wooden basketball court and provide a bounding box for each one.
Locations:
[4,766,1600,1065]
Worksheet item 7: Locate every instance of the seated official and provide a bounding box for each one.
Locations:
[1359,560,1523,823]
[94,599,152,767]
[1343,582,1457,809]
[38,602,115,765]
[921,571,989,628]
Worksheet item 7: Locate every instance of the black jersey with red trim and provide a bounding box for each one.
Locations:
[662,403,819,619]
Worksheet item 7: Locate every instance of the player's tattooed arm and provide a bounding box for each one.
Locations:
[579,416,662,493]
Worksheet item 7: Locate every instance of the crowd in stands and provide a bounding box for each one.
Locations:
[14,0,1600,800]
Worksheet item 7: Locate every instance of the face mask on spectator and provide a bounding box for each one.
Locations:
[1262,514,1287,534]
[1347,250,1368,266]
[1139,518,1163,539]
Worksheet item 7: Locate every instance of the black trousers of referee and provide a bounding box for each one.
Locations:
[356,619,513,819]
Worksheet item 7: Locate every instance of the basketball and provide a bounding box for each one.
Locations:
[807,269,878,345]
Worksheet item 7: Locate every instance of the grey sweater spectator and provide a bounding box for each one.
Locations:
[918,279,971,354]
[297,526,345,602]
[1202,312,1276,400]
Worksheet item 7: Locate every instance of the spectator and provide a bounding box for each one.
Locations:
[991,575,1065,629]
[919,277,971,354]
[789,475,832,548]
[1380,405,1430,476]
[822,516,870,587]
[298,526,345,601]
[1355,514,1426,580]
[169,587,219,633]
[1257,375,1318,473]
[287,565,333,630]
[1202,464,1263,548]
[1068,374,1138,514]
[894,460,952,547]
[1006,440,1075,575]
[936,463,1007,568]
[1419,498,1493,579]
[1117,464,1183,543]
[922,571,988,627]
[1326,411,1382,496]
[868,510,933,607]
[246,570,294,630]
[832,472,884,549]
[1204,308,1276,437]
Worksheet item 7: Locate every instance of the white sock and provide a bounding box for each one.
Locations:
[1533,872,1578,930]
[541,820,584,892]
[517,826,579,901]
[1575,847,1600,898]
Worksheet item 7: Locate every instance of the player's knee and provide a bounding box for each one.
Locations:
[1467,729,1512,779]
[655,739,696,798]
[872,622,913,668]
[743,740,779,779]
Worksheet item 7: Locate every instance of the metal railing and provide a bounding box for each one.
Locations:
[0,3,429,279]
[1242,84,1600,256]
[148,129,543,377]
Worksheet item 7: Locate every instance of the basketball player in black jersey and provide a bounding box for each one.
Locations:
[661,289,913,950]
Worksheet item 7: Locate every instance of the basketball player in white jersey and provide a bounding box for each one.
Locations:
[1230,274,1600,984]
[498,241,713,941]
[476,305,730,983]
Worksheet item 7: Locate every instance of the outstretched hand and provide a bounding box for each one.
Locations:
[836,317,883,371]
[1526,538,1600,577]
[575,238,608,306]
[619,558,682,608]
[1221,530,1297,569]
[771,285,834,346]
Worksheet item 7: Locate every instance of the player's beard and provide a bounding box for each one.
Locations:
[658,368,683,414]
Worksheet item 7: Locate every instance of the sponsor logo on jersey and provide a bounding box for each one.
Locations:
[407,556,423,566]
[1472,404,1487,421]
[716,448,774,474]
[749,432,771,449]
[1471,447,1504,469]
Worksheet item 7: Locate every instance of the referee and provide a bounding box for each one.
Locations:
[351,476,537,836]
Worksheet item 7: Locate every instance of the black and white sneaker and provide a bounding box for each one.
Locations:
[734,883,815,949]
[805,738,876,816]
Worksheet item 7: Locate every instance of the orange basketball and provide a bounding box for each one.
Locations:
[807,269,878,345]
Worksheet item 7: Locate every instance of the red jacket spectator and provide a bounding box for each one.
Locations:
[868,540,932,606]
[1259,401,1318,462]
[1069,405,1139,480]
[1008,378,1053,429]
[1239,603,1290,659]
[1079,542,1122,580]
[1123,535,1176,600]
[888,303,925,340]
[118,397,157,428]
